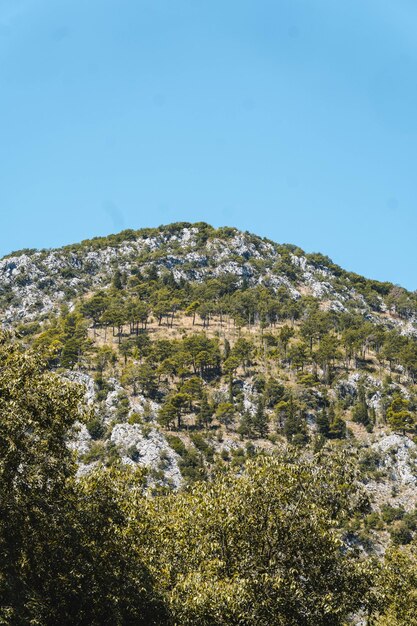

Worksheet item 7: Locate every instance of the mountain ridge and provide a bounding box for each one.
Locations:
[1,221,416,334]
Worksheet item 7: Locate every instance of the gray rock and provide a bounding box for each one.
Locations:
[69,422,92,456]
[372,434,417,485]
[111,424,182,488]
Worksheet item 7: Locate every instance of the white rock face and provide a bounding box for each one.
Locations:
[399,318,417,337]
[217,437,240,454]
[103,378,125,423]
[328,300,348,313]
[368,390,382,411]
[372,434,417,485]
[63,372,95,458]
[61,371,181,484]
[64,371,96,404]
[337,373,382,403]
[69,422,92,456]
[129,394,160,419]
[242,381,256,414]
[111,424,182,488]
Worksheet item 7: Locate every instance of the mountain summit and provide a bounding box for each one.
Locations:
[1,222,416,333]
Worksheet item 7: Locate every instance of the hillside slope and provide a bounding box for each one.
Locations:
[2,222,417,552]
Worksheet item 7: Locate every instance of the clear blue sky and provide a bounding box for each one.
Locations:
[1,0,417,289]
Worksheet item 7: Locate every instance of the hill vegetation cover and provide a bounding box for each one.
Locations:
[2,222,417,624]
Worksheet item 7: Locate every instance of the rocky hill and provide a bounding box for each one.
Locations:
[2,222,416,331]
[2,222,417,553]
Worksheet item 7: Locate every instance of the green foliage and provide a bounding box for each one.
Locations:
[359,449,384,480]
[317,408,330,437]
[115,391,130,421]
[387,394,416,434]
[128,411,143,425]
[352,381,374,431]
[375,544,417,625]
[328,414,347,439]
[196,394,213,429]
[263,377,285,407]
[121,362,158,397]
[143,453,373,626]
[390,523,413,546]
[279,396,309,446]
[165,434,186,456]
[237,408,255,439]
[159,392,192,429]
[252,398,269,437]
[0,337,166,625]
[190,432,215,462]
[177,446,206,484]
[318,405,346,440]
[215,402,235,430]
[364,512,384,531]
[33,308,90,368]
[81,291,109,325]
[381,504,405,524]
[15,320,40,336]
[86,414,106,440]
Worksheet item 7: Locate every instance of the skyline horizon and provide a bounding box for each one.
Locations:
[2,1,417,290]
